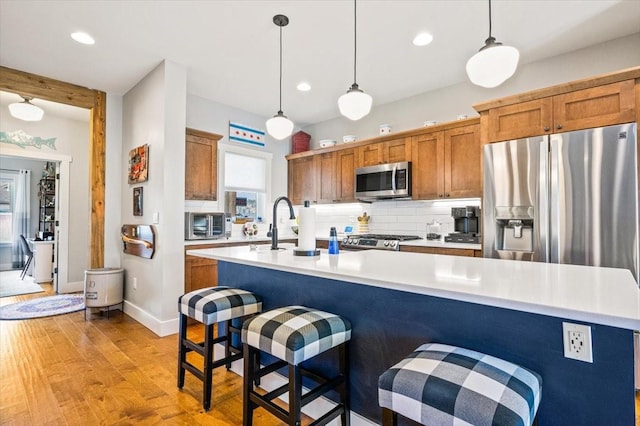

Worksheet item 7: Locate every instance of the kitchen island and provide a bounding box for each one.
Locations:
[188,246,639,425]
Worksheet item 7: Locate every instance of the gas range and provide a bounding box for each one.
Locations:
[341,234,422,251]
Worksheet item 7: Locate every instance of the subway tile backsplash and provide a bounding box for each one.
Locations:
[284,198,481,238]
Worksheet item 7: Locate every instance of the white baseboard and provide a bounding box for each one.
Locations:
[123,300,179,337]
[213,345,376,426]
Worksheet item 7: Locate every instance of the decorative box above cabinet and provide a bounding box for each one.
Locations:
[185,128,222,201]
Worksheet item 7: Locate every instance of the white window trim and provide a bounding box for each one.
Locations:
[218,143,273,208]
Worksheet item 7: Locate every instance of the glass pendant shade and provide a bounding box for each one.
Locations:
[338,84,373,121]
[266,112,294,140]
[8,98,44,121]
[466,39,520,88]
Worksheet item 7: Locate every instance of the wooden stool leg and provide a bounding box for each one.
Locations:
[203,323,214,411]
[381,407,398,426]
[288,363,302,426]
[224,320,232,370]
[243,344,255,426]
[177,314,187,389]
[339,343,350,426]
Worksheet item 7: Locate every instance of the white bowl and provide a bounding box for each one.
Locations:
[319,139,336,148]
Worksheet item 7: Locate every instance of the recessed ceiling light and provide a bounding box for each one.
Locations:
[296,81,311,92]
[71,31,95,45]
[413,32,433,47]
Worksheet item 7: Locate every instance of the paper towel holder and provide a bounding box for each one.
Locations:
[294,200,320,256]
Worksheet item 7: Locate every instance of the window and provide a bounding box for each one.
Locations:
[0,177,14,244]
[220,145,272,223]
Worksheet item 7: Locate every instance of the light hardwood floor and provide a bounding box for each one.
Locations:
[1,285,638,425]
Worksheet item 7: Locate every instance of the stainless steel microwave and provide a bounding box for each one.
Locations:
[355,161,412,201]
[185,212,225,240]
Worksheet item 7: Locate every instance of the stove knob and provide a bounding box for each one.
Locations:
[390,241,397,248]
[343,237,349,244]
[383,240,390,246]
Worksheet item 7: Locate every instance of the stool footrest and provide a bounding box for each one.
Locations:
[301,374,345,407]
[210,351,243,369]
[261,383,288,402]
[256,359,288,379]
[249,391,289,423]
[182,361,205,382]
[309,404,345,426]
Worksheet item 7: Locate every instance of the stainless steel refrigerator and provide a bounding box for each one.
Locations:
[483,123,639,283]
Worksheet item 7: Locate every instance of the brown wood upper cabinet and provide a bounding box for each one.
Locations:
[289,148,357,204]
[487,80,635,142]
[288,155,318,205]
[185,128,221,200]
[357,138,410,166]
[411,123,481,200]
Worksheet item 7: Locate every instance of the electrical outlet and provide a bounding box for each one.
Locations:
[562,322,593,363]
[132,277,137,290]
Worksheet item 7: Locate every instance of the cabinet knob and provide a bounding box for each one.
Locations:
[445,193,450,198]
[543,126,550,132]
[556,124,563,130]
[438,194,443,198]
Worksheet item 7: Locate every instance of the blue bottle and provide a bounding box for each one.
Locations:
[328,227,339,255]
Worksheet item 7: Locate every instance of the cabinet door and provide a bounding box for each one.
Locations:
[317,152,337,203]
[185,129,221,200]
[336,149,356,202]
[488,98,553,142]
[288,156,318,205]
[358,143,384,166]
[444,124,482,199]
[553,80,636,132]
[184,255,218,293]
[385,138,411,163]
[411,132,444,200]
[399,246,475,257]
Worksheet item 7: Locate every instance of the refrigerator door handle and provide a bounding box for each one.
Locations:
[548,134,563,264]
[539,137,551,263]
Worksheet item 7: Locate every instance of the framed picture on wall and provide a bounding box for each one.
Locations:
[128,144,149,183]
[133,187,143,216]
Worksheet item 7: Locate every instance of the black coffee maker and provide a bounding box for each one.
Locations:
[445,206,481,243]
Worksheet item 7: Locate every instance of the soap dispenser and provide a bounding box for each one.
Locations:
[328,227,339,255]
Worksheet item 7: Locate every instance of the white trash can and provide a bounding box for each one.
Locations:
[84,267,124,311]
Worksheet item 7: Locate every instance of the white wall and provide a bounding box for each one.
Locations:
[121,60,187,335]
[0,109,90,285]
[302,33,640,148]
[104,93,124,268]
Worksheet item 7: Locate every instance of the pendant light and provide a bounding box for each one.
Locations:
[466,0,519,88]
[266,14,294,141]
[8,96,44,121]
[338,0,372,121]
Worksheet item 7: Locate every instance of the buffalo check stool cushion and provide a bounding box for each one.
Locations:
[178,286,262,326]
[242,305,352,365]
[378,343,542,426]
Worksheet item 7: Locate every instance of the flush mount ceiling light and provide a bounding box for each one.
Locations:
[338,0,372,121]
[412,32,433,47]
[466,0,519,88]
[8,96,44,121]
[296,81,311,92]
[265,14,294,141]
[70,31,95,45]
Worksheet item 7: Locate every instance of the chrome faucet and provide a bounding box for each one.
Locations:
[270,196,295,250]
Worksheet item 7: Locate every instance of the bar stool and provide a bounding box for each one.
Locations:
[378,343,542,426]
[177,286,262,411]
[242,305,352,426]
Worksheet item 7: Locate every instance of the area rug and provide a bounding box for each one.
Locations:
[0,294,84,320]
[0,270,44,298]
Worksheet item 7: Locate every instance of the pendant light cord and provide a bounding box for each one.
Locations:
[488,0,493,38]
[278,24,283,113]
[353,0,357,85]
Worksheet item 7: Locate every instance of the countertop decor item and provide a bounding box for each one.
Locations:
[466,0,519,88]
[357,212,371,233]
[337,0,372,121]
[265,15,294,140]
[243,222,259,236]
[0,294,84,320]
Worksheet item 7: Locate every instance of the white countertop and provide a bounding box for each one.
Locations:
[187,245,640,330]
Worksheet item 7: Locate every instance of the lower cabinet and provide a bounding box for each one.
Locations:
[399,245,479,257]
[184,239,298,292]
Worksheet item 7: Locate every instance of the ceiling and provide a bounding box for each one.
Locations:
[1,1,639,126]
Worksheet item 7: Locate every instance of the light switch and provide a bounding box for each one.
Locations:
[153,211,159,224]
